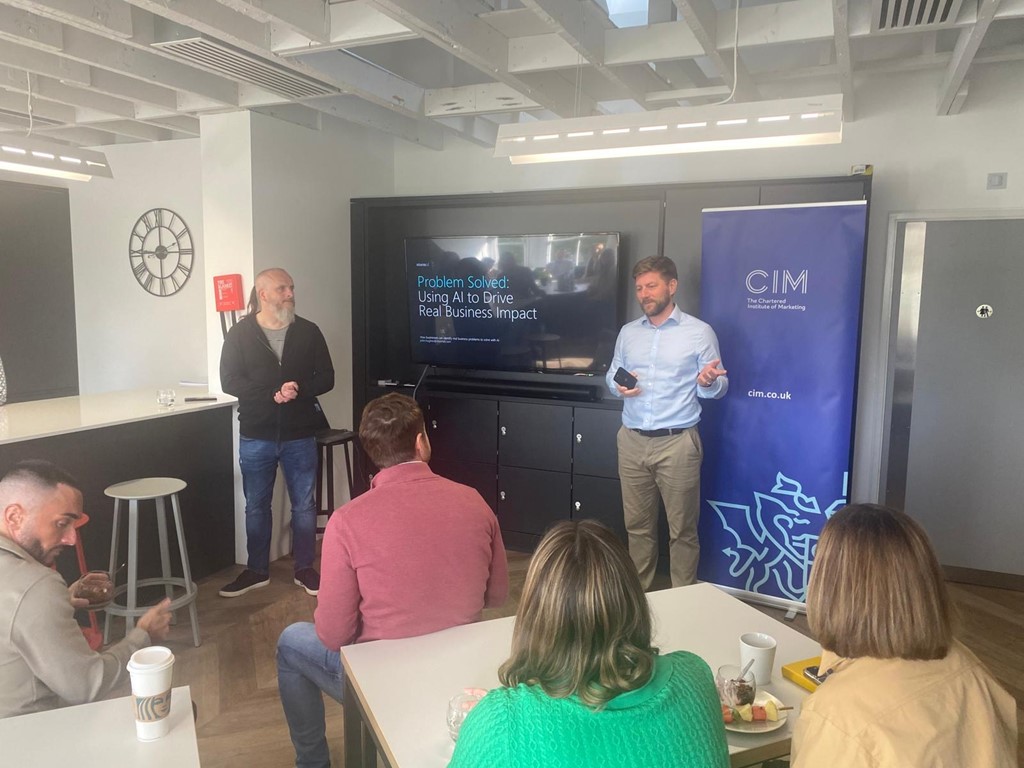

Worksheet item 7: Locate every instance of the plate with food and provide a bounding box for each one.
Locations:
[721,691,789,734]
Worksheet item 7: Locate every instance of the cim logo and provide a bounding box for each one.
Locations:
[745,269,808,295]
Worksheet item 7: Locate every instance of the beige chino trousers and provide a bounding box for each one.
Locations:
[617,425,703,589]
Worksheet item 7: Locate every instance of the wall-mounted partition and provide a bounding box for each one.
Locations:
[0,179,78,403]
[350,176,871,550]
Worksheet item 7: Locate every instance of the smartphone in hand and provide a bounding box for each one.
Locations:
[613,367,638,390]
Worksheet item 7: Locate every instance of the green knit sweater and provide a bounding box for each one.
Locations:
[448,651,730,768]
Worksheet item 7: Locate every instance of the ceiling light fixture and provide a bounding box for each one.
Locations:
[0,134,113,182]
[494,95,843,164]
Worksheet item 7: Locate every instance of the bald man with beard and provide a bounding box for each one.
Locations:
[219,268,335,599]
[0,460,171,718]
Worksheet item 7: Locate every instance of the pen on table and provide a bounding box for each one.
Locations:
[184,396,218,402]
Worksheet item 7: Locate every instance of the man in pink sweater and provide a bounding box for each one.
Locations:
[276,393,508,768]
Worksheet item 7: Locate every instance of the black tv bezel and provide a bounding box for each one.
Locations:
[404,231,622,376]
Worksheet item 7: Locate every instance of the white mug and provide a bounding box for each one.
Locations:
[739,632,777,685]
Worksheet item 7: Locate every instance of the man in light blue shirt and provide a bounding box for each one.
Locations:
[606,256,727,587]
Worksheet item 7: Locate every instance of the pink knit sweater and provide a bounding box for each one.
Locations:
[315,461,508,649]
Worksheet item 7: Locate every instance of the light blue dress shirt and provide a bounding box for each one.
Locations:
[605,304,727,430]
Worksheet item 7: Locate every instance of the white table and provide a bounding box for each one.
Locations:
[0,685,201,767]
[340,583,821,768]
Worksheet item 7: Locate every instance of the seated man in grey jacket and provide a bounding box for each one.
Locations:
[0,460,172,718]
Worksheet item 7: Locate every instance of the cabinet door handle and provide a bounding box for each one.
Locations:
[574,501,581,511]
[500,491,506,501]
[500,426,507,436]
[576,433,582,443]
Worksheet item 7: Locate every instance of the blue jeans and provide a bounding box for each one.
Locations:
[277,622,345,768]
[239,436,318,574]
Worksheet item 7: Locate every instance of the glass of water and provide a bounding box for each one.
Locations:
[446,690,485,742]
[157,389,176,407]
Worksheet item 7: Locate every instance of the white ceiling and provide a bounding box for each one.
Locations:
[0,0,1020,152]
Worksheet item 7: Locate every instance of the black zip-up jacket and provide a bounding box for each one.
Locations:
[220,314,335,441]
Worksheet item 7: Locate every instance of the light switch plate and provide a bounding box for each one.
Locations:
[987,172,1008,190]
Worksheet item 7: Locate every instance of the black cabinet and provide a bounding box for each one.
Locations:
[499,402,572,472]
[497,466,571,536]
[572,408,621,478]
[572,475,626,541]
[425,394,625,550]
[426,397,498,510]
[427,397,497,463]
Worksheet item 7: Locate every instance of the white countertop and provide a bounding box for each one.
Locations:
[0,388,235,445]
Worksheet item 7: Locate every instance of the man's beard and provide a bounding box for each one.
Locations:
[271,302,296,325]
[642,297,669,317]
[22,537,62,566]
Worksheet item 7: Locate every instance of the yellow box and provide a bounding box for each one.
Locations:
[781,656,823,693]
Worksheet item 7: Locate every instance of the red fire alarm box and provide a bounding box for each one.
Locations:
[213,274,244,312]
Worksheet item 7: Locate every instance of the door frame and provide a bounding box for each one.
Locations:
[879,209,1024,589]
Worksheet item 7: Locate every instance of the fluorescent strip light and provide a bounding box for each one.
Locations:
[0,135,112,181]
[495,95,843,164]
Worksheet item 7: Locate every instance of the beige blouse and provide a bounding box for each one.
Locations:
[792,641,1017,768]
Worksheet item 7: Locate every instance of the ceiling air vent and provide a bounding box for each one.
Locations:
[152,37,338,100]
[871,0,965,32]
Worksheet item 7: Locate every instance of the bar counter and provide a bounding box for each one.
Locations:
[0,389,237,582]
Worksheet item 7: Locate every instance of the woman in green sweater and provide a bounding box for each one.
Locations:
[449,520,729,768]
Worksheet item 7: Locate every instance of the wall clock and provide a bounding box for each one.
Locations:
[128,208,194,296]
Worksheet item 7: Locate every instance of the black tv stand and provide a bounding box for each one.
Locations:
[422,375,602,402]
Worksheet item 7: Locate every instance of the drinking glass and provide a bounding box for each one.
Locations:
[446,690,485,742]
[157,389,176,407]
[73,570,114,608]
[716,664,756,707]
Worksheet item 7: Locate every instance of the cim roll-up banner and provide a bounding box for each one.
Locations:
[698,201,868,606]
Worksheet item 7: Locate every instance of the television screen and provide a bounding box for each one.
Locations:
[406,233,620,374]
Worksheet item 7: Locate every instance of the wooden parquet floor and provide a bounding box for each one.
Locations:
[99,552,1022,767]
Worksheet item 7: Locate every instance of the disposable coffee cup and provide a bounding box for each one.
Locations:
[127,646,175,741]
[739,632,777,685]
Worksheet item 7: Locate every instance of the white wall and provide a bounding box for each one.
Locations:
[249,111,395,436]
[392,64,1024,503]
[69,139,206,394]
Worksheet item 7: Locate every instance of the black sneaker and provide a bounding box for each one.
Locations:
[218,569,270,597]
[293,568,320,597]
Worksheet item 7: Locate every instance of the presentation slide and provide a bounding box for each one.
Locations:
[406,234,620,373]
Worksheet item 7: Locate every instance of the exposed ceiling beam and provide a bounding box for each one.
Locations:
[123,0,270,50]
[0,8,241,105]
[89,67,179,110]
[832,0,854,120]
[211,0,329,43]
[290,49,424,116]
[0,123,127,146]
[937,0,1001,115]
[28,73,137,117]
[365,0,597,117]
[0,86,75,122]
[670,0,757,99]
[273,1,416,54]
[2,0,133,38]
[434,115,498,148]
[301,93,445,149]
[424,83,540,118]
[0,37,89,83]
[136,113,201,135]
[519,0,661,106]
[76,117,173,141]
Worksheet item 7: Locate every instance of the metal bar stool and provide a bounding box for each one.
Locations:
[103,477,200,647]
[315,429,356,534]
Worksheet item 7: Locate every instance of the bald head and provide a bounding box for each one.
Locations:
[255,268,296,328]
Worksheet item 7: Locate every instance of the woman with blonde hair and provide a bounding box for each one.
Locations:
[449,520,728,768]
[793,504,1016,767]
